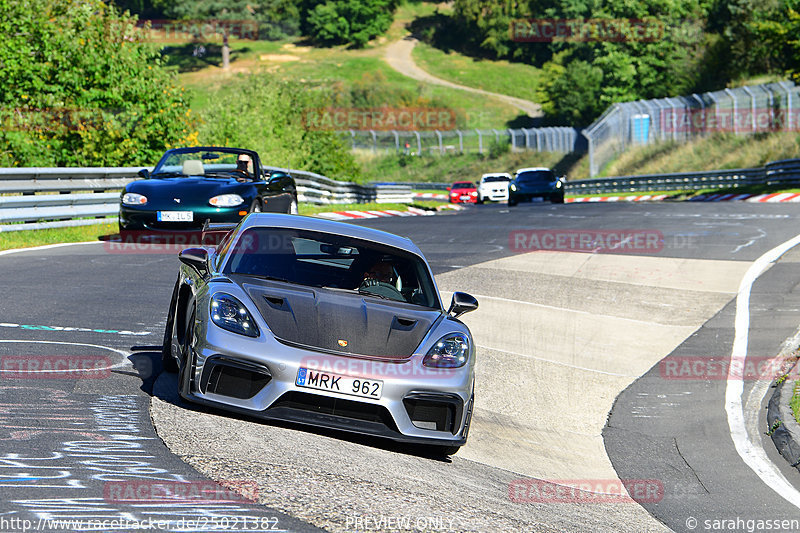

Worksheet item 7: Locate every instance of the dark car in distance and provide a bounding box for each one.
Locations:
[119,147,298,231]
[507,167,565,206]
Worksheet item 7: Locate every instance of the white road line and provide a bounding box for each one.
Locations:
[0,339,131,372]
[725,232,800,509]
[477,344,631,377]
[464,293,682,327]
[0,241,101,256]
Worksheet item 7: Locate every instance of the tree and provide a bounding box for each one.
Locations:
[0,0,196,166]
[304,0,398,47]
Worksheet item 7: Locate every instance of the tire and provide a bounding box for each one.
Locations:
[508,197,518,207]
[161,281,180,374]
[178,308,196,396]
[477,196,484,204]
[249,199,262,213]
[287,196,298,214]
[551,193,565,204]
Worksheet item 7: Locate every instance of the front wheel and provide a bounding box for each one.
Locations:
[477,196,484,204]
[178,308,196,397]
[161,281,179,373]
[437,445,461,456]
[508,197,518,207]
[249,199,262,213]
[287,196,298,214]
[551,193,565,204]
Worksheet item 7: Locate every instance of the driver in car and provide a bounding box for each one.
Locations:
[235,154,253,181]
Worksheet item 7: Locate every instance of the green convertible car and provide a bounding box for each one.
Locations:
[119,147,298,231]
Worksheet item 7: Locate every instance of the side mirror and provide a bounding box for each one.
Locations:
[446,186,451,191]
[448,292,478,318]
[137,168,150,179]
[179,247,209,276]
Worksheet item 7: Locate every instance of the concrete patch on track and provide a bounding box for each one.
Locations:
[435,251,751,494]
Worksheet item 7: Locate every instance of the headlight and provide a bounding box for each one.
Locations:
[423,333,470,368]
[209,194,244,207]
[210,293,258,337]
[122,193,147,205]
[471,191,477,196]
[510,184,517,191]
[555,180,563,189]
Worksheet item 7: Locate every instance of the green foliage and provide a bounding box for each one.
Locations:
[197,74,361,180]
[0,0,197,166]
[304,0,398,47]
[152,0,301,40]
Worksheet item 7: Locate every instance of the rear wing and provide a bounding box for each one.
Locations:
[201,220,238,246]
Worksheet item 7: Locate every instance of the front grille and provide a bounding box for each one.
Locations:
[403,392,463,434]
[200,356,271,399]
[269,391,398,429]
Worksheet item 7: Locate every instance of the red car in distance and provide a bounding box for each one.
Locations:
[448,181,478,204]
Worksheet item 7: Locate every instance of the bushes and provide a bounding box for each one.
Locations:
[197,75,361,180]
[0,0,196,167]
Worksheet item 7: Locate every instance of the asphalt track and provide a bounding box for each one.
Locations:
[2,201,800,532]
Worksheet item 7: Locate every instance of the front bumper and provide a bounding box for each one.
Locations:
[178,322,474,446]
[119,205,245,230]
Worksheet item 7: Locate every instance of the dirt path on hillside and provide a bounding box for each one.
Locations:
[384,36,542,118]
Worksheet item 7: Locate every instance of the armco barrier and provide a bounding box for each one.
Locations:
[0,166,411,232]
[565,159,800,195]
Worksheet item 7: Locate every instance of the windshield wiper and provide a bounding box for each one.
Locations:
[233,273,291,283]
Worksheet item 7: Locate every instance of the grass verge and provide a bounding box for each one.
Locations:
[0,203,442,251]
[792,380,800,425]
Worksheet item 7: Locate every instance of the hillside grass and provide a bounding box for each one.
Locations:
[358,150,571,184]
[594,133,800,178]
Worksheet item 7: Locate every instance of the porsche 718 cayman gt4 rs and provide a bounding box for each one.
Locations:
[162,213,479,454]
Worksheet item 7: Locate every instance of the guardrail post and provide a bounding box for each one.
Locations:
[507,128,515,151]
[524,128,531,149]
[492,129,500,146]
[476,129,483,154]
[414,131,421,156]
[348,130,356,150]
[725,88,738,135]
[392,130,399,153]
[435,130,443,155]
[457,130,463,153]
[370,130,377,153]
[742,86,756,133]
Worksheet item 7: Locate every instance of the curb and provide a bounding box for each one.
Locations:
[567,194,668,203]
[313,206,450,221]
[567,192,800,203]
[768,358,800,472]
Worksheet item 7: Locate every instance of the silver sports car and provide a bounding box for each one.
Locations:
[162,213,478,454]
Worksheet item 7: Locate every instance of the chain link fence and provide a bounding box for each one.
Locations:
[344,127,586,155]
[582,81,800,177]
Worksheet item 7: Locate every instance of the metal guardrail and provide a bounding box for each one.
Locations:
[0,166,411,232]
[565,159,800,195]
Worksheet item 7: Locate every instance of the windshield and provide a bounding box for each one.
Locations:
[152,150,255,178]
[516,170,555,183]
[452,182,474,189]
[482,176,510,183]
[223,227,439,308]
